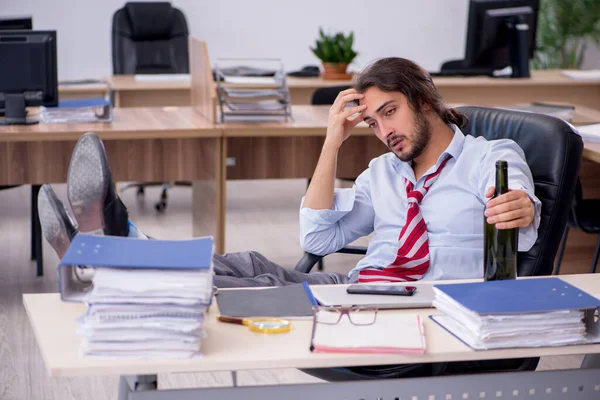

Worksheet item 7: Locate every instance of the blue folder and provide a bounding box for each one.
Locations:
[433,277,600,315]
[58,234,214,302]
[50,98,111,109]
[430,277,600,350]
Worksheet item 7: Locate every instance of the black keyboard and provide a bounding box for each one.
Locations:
[429,68,495,77]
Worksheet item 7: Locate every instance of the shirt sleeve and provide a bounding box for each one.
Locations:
[477,139,541,252]
[299,168,375,256]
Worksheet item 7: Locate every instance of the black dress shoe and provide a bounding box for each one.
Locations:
[38,184,78,259]
[67,132,129,237]
[38,184,96,283]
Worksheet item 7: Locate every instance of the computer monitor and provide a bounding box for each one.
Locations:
[465,0,539,77]
[0,30,58,125]
[0,16,33,30]
[436,0,538,78]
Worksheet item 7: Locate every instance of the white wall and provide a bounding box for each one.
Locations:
[3,0,598,81]
[1,0,468,80]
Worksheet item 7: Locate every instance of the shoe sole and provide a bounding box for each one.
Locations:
[38,185,73,259]
[67,132,111,235]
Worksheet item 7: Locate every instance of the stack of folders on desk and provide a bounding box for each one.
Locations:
[58,234,215,359]
[430,278,600,350]
[213,59,292,122]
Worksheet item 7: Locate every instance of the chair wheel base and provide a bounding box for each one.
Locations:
[155,201,167,212]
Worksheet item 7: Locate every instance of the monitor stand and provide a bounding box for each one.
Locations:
[0,93,38,125]
[506,14,531,78]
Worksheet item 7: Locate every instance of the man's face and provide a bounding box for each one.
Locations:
[360,87,432,162]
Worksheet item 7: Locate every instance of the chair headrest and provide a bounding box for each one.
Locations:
[124,2,175,40]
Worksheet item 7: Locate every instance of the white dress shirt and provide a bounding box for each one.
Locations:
[299,125,541,280]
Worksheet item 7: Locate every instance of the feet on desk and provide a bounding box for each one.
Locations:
[37,184,78,259]
[38,184,95,281]
[67,132,130,237]
[38,132,149,261]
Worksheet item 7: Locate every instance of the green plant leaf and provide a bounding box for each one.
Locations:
[312,28,358,63]
[534,0,600,69]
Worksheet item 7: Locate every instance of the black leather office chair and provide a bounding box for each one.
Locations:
[112,2,189,75]
[297,106,583,380]
[554,178,600,274]
[112,2,190,211]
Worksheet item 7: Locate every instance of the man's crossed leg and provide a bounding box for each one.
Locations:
[38,132,354,288]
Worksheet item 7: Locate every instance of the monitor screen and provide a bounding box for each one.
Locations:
[465,0,539,70]
[0,30,58,108]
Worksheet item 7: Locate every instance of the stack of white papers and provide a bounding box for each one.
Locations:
[433,290,586,350]
[76,268,213,359]
[576,124,600,143]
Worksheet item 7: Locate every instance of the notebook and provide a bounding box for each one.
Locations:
[215,282,317,319]
[430,278,600,350]
[311,313,426,354]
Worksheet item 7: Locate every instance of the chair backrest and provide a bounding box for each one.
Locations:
[457,106,583,277]
[311,85,352,105]
[111,2,189,75]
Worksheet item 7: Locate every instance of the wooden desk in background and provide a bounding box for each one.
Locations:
[100,70,600,108]
[0,107,224,255]
[107,76,192,107]
[58,82,110,101]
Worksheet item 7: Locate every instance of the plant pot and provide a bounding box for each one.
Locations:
[322,62,352,80]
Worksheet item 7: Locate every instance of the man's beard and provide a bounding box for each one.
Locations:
[387,112,432,162]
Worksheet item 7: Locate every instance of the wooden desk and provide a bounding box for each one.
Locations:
[0,107,224,253]
[22,274,600,399]
[223,106,386,181]
[289,70,600,108]
[58,82,110,101]
[107,70,600,108]
[108,76,192,108]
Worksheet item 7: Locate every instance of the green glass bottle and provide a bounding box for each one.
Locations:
[484,160,518,281]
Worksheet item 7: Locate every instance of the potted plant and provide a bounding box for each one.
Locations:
[533,0,600,69]
[310,28,358,80]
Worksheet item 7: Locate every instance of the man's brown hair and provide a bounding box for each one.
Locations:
[353,57,467,128]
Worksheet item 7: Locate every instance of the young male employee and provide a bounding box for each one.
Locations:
[38,57,539,288]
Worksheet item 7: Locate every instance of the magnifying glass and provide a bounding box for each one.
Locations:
[217,315,292,333]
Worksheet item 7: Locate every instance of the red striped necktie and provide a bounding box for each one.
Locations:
[358,155,453,283]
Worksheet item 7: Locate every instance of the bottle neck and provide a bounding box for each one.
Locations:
[495,164,509,197]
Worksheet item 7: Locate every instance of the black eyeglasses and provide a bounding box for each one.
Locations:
[312,306,377,326]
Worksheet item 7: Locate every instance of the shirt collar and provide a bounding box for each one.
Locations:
[392,124,466,180]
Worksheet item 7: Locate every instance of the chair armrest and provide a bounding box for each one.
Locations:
[293,246,368,273]
[336,246,368,255]
[294,252,324,273]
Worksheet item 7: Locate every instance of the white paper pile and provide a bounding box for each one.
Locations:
[76,268,213,358]
[576,124,600,143]
[432,289,587,350]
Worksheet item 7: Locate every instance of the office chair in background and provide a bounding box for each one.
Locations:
[554,178,600,275]
[112,2,190,211]
[297,106,583,381]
